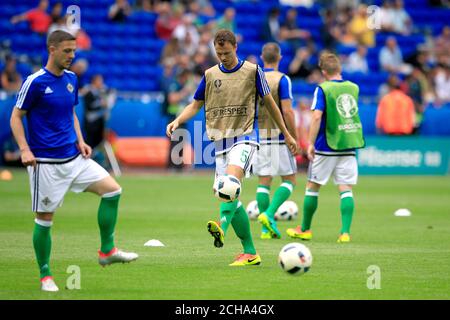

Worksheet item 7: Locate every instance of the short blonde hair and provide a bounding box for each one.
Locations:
[319,52,341,76]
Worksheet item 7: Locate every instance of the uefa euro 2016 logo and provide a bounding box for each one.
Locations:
[336,94,358,119]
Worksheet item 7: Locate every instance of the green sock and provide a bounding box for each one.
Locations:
[256,185,270,233]
[98,191,121,254]
[301,189,319,231]
[256,185,270,213]
[33,220,53,279]
[231,202,256,255]
[219,200,238,235]
[340,191,354,234]
[266,181,294,219]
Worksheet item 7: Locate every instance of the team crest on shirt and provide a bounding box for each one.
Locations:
[67,83,74,93]
[42,197,52,206]
[336,94,358,119]
[214,79,222,89]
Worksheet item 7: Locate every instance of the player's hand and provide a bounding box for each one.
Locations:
[307,144,315,161]
[78,141,92,158]
[21,149,36,167]
[166,120,179,138]
[285,135,299,156]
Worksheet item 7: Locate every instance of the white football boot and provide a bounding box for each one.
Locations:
[41,276,59,292]
[98,248,139,267]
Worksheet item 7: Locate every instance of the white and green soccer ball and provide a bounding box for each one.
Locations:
[278,242,312,275]
[213,175,241,202]
[246,200,259,220]
[275,200,298,221]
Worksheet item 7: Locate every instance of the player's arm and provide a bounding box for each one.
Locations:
[281,99,297,142]
[263,94,298,155]
[307,109,322,161]
[279,75,297,141]
[10,108,36,167]
[73,110,92,158]
[166,99,204,137]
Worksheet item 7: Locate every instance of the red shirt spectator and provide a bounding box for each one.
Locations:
[26,9,52,33]
[376,89,416,135]
[11,0,51,34]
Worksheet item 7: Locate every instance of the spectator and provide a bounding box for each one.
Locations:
[83,74,116,150]
[379,36,412,74]
[70,58,89,89]
[343,45,369,73]
[279,8,312,51]
[161,37,181,67]
[288,47,314,79]
[180,26,198,56]
[186,0,216,18]
[10,0,52,35]
[50,2,63,24]
[74,28,92,52]
[192,48,211,77]
[434,26,450,66]
[403,67,426,113]
[165,69,196,170]
[391,0,413,35]
[348,4,375,47]
[376,75,416,135]
[321,9,340,50]
[433,63,450,105]
[155,2,183,40]
[379,0,395,33]
[215,7,237,33]
[198,30,216,64]
[1,55,22,93]
[2,134,22,167]
[262,7,281,42]
[47,15,70,35]
[108,0,132,23]
[173,14,200,50]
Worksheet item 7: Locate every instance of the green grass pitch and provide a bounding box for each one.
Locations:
[0,169,449,300]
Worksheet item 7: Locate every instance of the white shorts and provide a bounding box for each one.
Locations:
[308,154,358,185]
[27,154,109,213]
[215,143,257,178]
[253,143,297,176]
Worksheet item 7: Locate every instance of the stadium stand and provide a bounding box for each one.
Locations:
[0,0,449,167]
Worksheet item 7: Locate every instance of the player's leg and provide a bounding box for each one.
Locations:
[337,184,353,243]
[85,176,122,254]
[334,156,358,243]
[259,174,296,239]
[257,175,272,239]
[27,163,70,292]
[257,176,272,214]
[224,144,260,265]
[252,144,272,238]
[34,212,58,292]
[287,155,334,239]
[259,144,297,238]
[72,157,138,265]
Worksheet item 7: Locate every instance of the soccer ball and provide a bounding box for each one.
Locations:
[213,175,241,202]
[278,242,312,275]
[275,201,298,221]
[246,200,259,220]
